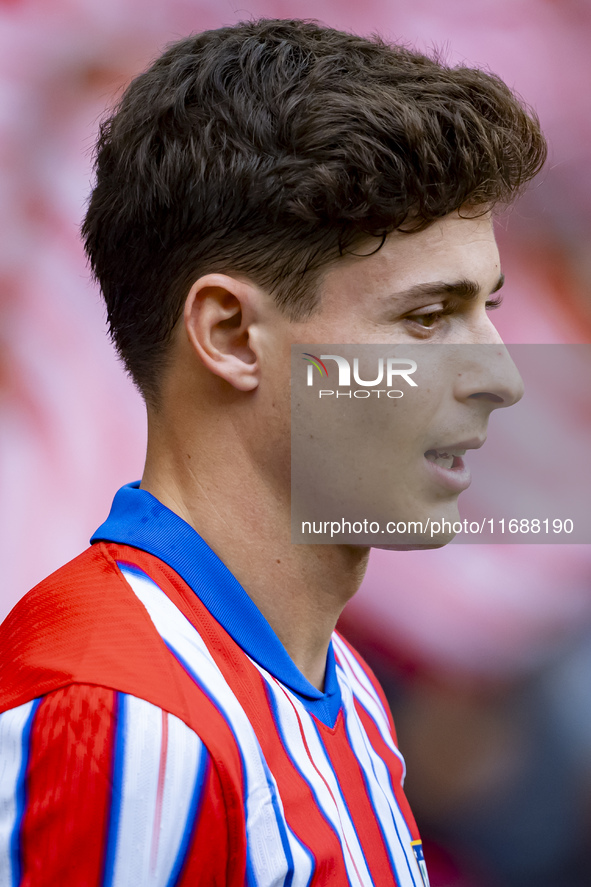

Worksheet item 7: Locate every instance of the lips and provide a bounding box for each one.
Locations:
[423,439,485,492]
[424,448,466,470]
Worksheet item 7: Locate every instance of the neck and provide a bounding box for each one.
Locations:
[141,419,370,690]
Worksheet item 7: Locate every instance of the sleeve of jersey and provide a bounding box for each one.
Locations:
[0,685,231,887]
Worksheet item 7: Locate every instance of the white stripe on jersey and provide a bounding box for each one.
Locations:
[118,563,313,887]
[0,699,38,887]
[103,694,206,887]
[255,669,375,887]
[335,668,421,887]
[332,635,407,781]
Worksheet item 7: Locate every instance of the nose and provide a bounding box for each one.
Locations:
[454,344,524,411]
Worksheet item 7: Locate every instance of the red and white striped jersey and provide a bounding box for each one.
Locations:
[0,482,430,887]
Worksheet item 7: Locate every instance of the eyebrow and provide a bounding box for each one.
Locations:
[390,272,505,304]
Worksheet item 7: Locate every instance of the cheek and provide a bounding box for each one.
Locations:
[291,394,430,514]
[245,370,293,486]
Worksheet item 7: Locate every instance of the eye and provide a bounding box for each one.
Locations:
[404,303,452,330]
[410,311,443,328]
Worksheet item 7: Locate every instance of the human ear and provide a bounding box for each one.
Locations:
[183,273,260,391]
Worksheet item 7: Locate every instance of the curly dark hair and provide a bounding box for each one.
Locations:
[82,18,547,404]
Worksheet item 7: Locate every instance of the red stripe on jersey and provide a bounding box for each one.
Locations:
[177,755,247,887]
[316,710,403,885]
[355,701,420,841]
[19,685,115,887]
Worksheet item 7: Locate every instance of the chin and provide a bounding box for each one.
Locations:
[372,538,453,552]
[371,502,461,551]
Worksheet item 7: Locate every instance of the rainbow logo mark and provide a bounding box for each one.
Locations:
[302,353,329,377]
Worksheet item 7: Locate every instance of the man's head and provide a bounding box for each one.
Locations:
[82,18,546,407]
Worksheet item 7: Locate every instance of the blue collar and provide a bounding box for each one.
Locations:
[91,482,341,726]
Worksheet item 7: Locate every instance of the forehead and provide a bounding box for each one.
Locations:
[318,211,500,311]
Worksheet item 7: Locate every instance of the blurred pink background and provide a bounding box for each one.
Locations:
[1,1,590,884]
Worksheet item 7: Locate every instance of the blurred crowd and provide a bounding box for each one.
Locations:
[1,1,590,884]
